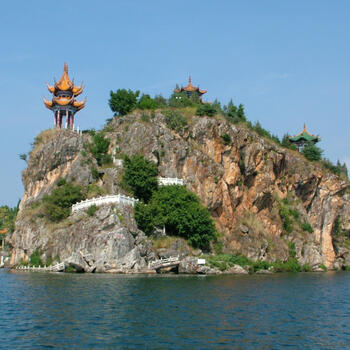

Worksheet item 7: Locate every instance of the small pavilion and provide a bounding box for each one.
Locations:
[174,76,207,100]
[289,124,320,151]
[43,63,86,129]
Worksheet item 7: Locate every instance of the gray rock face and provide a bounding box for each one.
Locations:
[10,206,154,273]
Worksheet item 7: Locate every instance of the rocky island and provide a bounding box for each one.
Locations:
[6,108,350,274]
[4,67,350,274]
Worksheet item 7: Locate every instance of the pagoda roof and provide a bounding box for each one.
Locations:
[46,63,84,94]
[0,228,7,235]
[174,76,207,95]
[289,124,320,142]
[44,63,86,112]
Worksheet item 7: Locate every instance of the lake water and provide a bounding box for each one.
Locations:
[1,270,350,349]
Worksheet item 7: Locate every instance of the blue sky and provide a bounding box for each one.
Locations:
[1,1,350,206]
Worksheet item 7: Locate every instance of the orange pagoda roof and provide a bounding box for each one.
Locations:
[44,63,86,112]
[174,76,207,95]
[0,229,7,235]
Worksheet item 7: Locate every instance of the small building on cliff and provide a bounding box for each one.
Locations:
[43,63,86,129]
[289,124,320,151]
[174,76,207,100]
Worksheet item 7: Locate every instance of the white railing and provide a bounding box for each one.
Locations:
[158,177,184,186]
[72,194,139,213]
[16,262,65,272]
[150,256,180,269]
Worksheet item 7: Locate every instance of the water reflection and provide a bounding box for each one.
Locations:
[1,271,350,349]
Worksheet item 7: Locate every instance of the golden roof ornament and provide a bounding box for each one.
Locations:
[44,63,86,129]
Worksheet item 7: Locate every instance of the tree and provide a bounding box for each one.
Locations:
[154,94,167,107]
[281,134,297,150]
[302,141,323,161]
[122,155,158,203]
[226,100,245,123]
[109,89,140,116]
[196,103,217,117]
[135,185,217,251]
[19,153,27,162]
[43,180,85,221]
[138,94,157,110]
[88,132,111,166]
[168,92,194,107]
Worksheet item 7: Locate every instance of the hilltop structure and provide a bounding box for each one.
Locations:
[174,76,207,100]
[289,124,320,151]
[43,63,86,129]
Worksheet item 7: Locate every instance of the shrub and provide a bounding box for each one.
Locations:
[135,185,217,251]
[122,155,158,203]
[279,207,293,233]
[164,111,187,132]
[87,204,98,217]
[221,134,231,145]
[272,258,302,272]
[302,141,323,161]
[301,222,313,233]
[196,103,217,117]
[29,249,43,266]
[281,134,297,150]
[168,92,194,107]
[42,180,85,221]
[109,89,140,116]
[138,94,157,110]
[88,132,112,166]
[320,263,328,271]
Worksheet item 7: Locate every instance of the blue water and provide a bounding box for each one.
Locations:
[1,270,350,349]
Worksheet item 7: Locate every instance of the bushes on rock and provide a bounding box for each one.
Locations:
[196,103,217,117]
[135,185,217,251]
[122,155,158,203]
[87,204,98,217]
[164,111,188,132]
[88,132,112,166]
[29,249,43,266]
[43,179,85,222]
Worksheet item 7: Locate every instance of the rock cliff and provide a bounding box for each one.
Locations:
[10,112,350,271]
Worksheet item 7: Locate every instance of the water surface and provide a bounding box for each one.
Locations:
[1,270,350,349]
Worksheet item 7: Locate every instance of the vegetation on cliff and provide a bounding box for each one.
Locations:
[0,205,18,233]
[135,185,217,251]
[42,179,85,222]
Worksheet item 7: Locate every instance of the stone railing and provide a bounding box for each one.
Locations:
[16,262,65,272]
[72,194,138,213]
[158,177,184,186]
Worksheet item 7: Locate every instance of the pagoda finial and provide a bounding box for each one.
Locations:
[189,75,192,84]
[64,62,68,74]
[303,123,307,132]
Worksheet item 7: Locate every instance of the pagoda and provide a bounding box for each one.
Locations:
[43,63,86,129]
[289,124,320,151]
[174,76,207,99]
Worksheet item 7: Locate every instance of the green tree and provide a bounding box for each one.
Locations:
[168,92,194,107]
[196,103,217,117]
[122,155,158,203]
[109,89,140,116]
[43,180,85,221]
[88,132,112,166]
[138,94,157,110]
[302,141,323,161]
[281,134,297,150]
[135,185,217,251]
